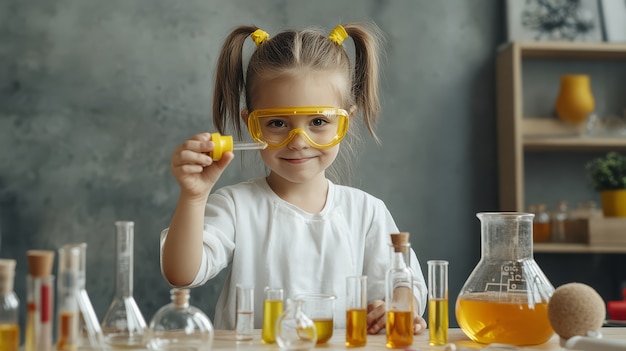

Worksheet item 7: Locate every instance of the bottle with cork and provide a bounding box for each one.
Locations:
[25,250,55,351]
[385,232,414,349]
[0,259,19,351]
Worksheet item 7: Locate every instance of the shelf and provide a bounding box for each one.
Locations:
[534,242,626,253]
[521,118,626,150]
[524,137,626,150]
[498,41,626,60]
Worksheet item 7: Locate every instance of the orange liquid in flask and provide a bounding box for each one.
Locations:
[456,293,553,345]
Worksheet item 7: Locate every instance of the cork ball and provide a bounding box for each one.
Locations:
[548,282,606,339]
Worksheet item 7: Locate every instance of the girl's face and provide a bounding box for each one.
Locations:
[243,72,346,185]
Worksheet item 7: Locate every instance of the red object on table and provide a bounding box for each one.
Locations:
[608,288,626,321]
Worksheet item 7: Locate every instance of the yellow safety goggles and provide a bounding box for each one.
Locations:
[247,106,349,149]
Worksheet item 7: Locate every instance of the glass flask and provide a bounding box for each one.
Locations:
[275,298,317,350]
[57,243,104,351]
[101,221,147,349]
[0,259,19,351]
[147,288,214,351]
[385,233,414,349]
[455,212,555,346]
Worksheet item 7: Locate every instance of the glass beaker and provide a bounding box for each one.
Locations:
[101,221,147,349]
[275,298,317,350]
[455,212,555,346]
[296,293,336,344]
[147,288,214,351]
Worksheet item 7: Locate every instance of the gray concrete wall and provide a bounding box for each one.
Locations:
[2,0,623,338]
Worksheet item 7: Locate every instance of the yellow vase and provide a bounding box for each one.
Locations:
[555,74,595,124]
[601,189,626,217]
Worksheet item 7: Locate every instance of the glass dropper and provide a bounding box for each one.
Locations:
[210,133,267,160]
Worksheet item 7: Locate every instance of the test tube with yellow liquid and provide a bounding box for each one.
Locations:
[346,276,367,347]
[261,287,283,344]
[427,260,449,346]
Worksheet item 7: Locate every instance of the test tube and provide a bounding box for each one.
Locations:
[56,245,79,351]
[261,287,283,344]
[345,275,367,347]
[427,260,449,346]
[210,133,267,161]
[25,250,55,351]
[235,286,254,342]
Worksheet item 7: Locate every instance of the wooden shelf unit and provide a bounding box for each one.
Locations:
[496,41,626,212]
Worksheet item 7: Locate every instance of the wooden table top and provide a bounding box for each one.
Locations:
[210,327,626,350]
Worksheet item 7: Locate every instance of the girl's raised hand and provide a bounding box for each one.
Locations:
[170,132,234,200]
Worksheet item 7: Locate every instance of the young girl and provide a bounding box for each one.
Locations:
[160,22,427,334]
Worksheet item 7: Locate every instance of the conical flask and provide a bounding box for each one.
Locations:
[101,221,147,349]
[56,243,104,351]
[455,212,555,346]
[147,288,214,351]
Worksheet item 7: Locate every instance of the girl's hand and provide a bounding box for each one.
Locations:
[413,315,427,334]
[170,132,234,200]
[366,300,386,334]
[366,299,427,335]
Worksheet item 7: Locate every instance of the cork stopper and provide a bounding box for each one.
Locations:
[0,259,16,294]
[27,250,55,277]
[390,232,410,253]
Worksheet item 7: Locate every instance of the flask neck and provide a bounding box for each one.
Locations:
[115,221,135,297]
[171,289,190,309]
[389,244,411,268]
[478,213,533,260]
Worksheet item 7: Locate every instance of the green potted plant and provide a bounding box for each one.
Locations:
[585,151,626,217]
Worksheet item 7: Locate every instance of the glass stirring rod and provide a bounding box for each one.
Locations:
[209,132,267,161]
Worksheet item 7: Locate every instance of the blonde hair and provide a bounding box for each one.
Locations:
[212,23,384,183]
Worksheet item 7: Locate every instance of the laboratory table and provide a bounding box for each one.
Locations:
[209,327,626,350]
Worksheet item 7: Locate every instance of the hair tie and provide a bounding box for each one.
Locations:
[250,29,270,46]
[328,25,348,45]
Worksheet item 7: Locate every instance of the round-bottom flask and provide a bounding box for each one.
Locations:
[148,289,214,351]
[275,299,317,350]
[455,212,555,346]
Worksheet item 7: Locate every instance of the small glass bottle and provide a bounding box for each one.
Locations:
[531,204,551,243]
[275,298,317,350]
[101,221,147,349]
[385,232,414,349]
[0,259,19,351]
[148,289,214,351]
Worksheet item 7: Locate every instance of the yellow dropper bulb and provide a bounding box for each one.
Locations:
[210,133,233,161]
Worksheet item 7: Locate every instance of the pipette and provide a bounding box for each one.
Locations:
[209,132,267,161]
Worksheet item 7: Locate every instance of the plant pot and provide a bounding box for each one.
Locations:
[601,189,626,217]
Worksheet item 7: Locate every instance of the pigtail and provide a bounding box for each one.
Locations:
[213,26,260,139]
[342,23,384,142]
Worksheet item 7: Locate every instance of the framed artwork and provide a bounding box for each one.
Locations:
[506,0,604,42]
[600,0,626,42]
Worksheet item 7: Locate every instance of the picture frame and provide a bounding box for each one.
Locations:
[600,0,626,42]
[506,0,604,42]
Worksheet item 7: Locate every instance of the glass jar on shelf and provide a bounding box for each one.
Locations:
[529,204,551,243]
[551,201,569,243]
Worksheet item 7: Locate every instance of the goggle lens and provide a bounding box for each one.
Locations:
[248,107,349,149]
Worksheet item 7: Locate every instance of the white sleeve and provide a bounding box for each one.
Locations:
[410,248,427,317]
